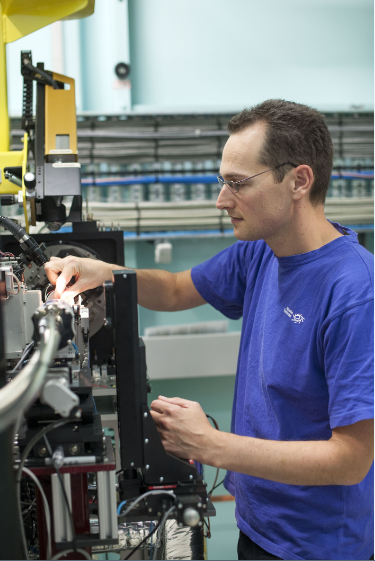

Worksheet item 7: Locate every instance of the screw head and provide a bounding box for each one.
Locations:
[144,439,149,444]
[198,521,203,527]
[69,444,79,455]
[189,475,193,480]
[130,462,134,467]
[197,502,202,508]
[145,464,150,470]
[178,522,183,527]
[38,446,47,457]
[159,477,164,483]
[148,507,153,512]
[203,504,207,509]
[178,503,183,509]
[144,412,148,418]
[123,274,127,278]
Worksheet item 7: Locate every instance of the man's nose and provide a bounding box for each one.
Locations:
[216,185,235,210]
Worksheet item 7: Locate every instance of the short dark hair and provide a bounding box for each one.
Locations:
[227,99,333,205]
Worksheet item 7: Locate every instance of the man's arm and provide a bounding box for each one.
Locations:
[150,396,374,486]
[44,256,206,311]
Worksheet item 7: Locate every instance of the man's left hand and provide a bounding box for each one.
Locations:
[150,396,215,462]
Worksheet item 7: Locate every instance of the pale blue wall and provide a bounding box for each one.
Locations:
[128,0,374,113]
[6,0,374,115]
[124,236,242,335]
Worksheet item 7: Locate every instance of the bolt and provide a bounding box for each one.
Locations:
[67,339,72,344]
[123,274,127,278]
[178,503,183,509]
[130,462,134,467]
[203,504,207,509]
[75,409,82,419]
[38,446,47,457]
[157,511,161,516]
[69,444,79,455]
[144,439,149,444]
[189,475,193,480]
[145,464,150,470]
[144,412,147,418]
[148,507,152,513]
[197,502,202,508]
[159,477,164,483]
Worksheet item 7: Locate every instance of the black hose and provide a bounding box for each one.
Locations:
[0,216,49,267]
[0,216,27,242]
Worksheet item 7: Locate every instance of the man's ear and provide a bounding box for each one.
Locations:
[291,165,314,201]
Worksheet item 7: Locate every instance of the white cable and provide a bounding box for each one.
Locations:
[51,548,91,560]
[118,490,176,519]
[15,419,71,560]
[153,505,176,560]
[10,273,21,295]
[22,467,52,561]
[0,314,61,432]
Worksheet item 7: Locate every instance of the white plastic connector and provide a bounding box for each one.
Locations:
[155,241,172,264]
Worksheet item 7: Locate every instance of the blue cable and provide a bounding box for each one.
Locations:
[81,170,374,187]
[117,500,127,516]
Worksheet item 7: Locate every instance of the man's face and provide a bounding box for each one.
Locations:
[217,122,295,243]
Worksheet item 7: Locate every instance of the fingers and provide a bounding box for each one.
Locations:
[54,262,78,298]
[157,396,192,408]
[44,257,64,285]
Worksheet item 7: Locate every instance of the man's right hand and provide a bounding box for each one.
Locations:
[44,256,114,301]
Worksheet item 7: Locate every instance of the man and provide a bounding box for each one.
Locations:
[45,100,374,561]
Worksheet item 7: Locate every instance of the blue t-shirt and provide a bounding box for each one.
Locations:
[191,223,374,561]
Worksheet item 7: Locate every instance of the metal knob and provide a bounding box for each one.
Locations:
[24,172,36,190]
[182,508,200,527]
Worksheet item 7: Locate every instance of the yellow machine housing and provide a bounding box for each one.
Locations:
[45,73,78,158]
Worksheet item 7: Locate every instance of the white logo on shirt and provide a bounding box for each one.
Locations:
[284,307,305,324]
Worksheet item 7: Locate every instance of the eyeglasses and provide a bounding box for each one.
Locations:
[217,162,298,194]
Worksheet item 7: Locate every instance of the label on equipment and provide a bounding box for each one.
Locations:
[52,163,81,168]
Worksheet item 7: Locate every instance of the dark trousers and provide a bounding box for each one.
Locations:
[238,531,282,560]
[237,530,375,561]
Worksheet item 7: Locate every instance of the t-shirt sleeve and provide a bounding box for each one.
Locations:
[323,299,374,429]
[191,241,254,320]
